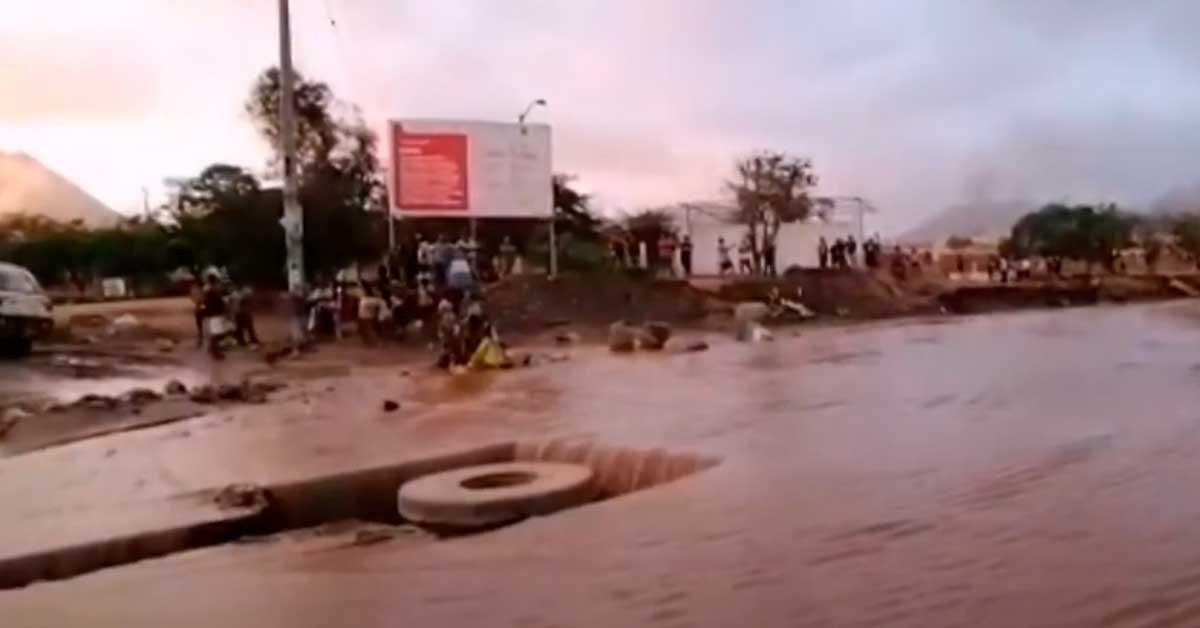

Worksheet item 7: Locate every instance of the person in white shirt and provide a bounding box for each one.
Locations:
[356,283,384,345]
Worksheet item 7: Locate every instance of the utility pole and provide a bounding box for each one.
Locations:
[278,0,306,346]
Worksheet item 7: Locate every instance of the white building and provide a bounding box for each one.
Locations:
[663,201,866,274]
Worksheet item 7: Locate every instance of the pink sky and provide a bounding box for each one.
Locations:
[4,1,1200,233]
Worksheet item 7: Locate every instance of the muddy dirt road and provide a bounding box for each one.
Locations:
[4,301,1200,627]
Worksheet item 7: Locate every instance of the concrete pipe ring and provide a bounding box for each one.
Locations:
[398,462,597,529]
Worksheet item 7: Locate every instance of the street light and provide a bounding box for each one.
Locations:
[516,98,555,276]
[518,98,547,129]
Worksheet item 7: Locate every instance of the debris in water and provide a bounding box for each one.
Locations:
[75,393,119,410]
[1,408,31,438]
[107,313,143,336]
[352,528,396,546]
[164,380,188,396]
[382,400,400,412]
[119,387,162,405]
[189,385,217,404]
[213,484,267,510]
[639,321,672,350]
[217,384,244,401]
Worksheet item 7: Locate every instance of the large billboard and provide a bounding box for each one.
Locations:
[388,119,552,219]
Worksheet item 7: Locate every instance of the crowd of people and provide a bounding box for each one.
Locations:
[191,232,517,369]
[711,233,886,277]
[608,229,893,278]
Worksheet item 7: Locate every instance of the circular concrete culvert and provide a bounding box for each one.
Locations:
[398,462,597,530]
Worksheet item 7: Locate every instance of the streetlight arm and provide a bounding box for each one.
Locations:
[518,98,547,126]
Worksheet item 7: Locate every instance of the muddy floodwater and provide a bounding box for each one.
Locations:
[5,302,1200,627]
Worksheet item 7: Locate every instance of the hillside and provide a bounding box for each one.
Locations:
[0,151,122,227]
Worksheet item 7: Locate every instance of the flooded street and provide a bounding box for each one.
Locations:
[5,301,1200,627]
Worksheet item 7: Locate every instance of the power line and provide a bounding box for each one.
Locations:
[320,0,362,114]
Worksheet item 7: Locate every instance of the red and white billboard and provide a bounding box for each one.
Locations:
[389,119,552,219]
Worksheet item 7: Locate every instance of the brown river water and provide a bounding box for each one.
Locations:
[4,301,1200,627]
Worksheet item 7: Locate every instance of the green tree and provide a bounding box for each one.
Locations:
[1171,214,1200,265]
[245,67,387,279]
[0,214,91,284]
[1009,203,1135,270]
[727,150,817,269]
[166,163,286,285]
[552,174,600,241]
[514,175,604,272]
[622,209,676,269]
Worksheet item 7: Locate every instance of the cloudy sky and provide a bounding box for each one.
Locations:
[3,0,1199,232]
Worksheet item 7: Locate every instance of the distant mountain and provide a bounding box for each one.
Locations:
[903,199,1034,243]
[0,151,122,227]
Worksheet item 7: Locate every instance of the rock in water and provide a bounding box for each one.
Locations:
[0,407,31,438]
[189,385,217,404]
[164,380,188,396]
[554,331,580,345]
[120,387,162,404]
[76,394,119,410]
[640,322,672,350]
[382,400,400,412]
[734,302,770,323]
[608,321,637,352]
[217,384,245,401]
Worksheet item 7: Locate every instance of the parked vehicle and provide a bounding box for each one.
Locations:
[0,262,53,357]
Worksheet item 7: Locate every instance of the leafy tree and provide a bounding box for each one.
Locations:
[622,209,676,268]
[245,67,387,279]
[552,174,600,241]
[165,164,286,285]
[510,175,604,272]
[0,213,178,291]
[1171,214,1200,265]
[1008,203,1136,270]
[0,214,91,284]
[727,150,817,269]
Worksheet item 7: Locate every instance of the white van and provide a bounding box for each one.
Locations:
[0,262,53,357]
